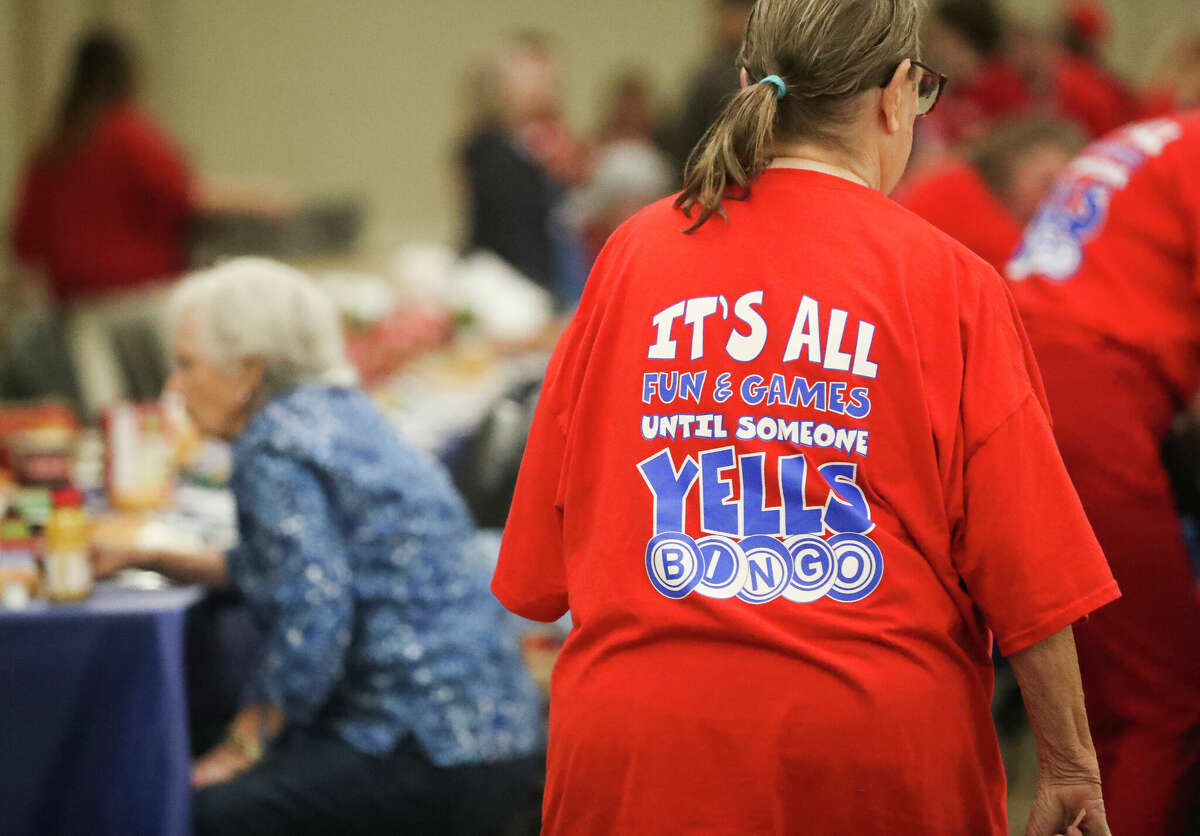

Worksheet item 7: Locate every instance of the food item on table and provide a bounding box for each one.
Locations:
[104,402,176,511]
[43,488,93,603]
[6,426,76,489]
[0,513,40,609]
[71,429,107,512]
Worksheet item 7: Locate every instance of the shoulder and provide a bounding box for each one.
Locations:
[100,103,177,150]
[237,386,374,463]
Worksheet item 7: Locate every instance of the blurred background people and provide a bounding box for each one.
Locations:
[895,117,1085,270]
[666,0,754,170]
[921,0,1032,150]
[7,30,289,420]
[1007,114,1200,836]
[92,258,543,835]
[1051,0,1140,138]
[460,32,591,309]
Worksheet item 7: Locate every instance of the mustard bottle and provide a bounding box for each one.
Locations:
[44,488,93,602]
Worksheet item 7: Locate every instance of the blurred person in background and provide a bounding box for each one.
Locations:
[91,258,543,835]
[921,0,1031,149]
[7,30,286,419]
[460,32,590,309]
[570,138,674,263]
[596,69,669,149]
[494,0,1117,832]
[667,0,754,171]
[1008,113,1200,836]
[1142,30,1200,116]
[895,118,1085,270]
[1050,0,1139,138]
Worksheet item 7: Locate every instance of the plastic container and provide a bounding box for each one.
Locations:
[43,488,93,602]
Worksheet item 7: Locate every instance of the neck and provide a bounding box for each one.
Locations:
[768,143,880,191]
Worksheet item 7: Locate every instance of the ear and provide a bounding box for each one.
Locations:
[880,59,913,134]
[739,67,750,90]
[238,357,266,399]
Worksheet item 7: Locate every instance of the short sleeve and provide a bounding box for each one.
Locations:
[492,392,570,622]
[952,265,1119,654]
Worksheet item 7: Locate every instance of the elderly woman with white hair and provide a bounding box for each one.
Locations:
[92,257,542,835]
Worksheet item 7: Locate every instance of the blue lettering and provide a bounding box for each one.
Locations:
[679,371,707,403]
[767,374,789,406]
[746,556,776,591]
[829,382,848,415]
[818,462,873,534]
[845,387,871,419]
[739,453,781,536]
[660,372,678,403]
[780,455,824,535]
[794,378,826,410]
[699,448,740,536]
[740,375,766,406]
[638,450,700,534]
[713,373,733,404]
[662,548,687,581]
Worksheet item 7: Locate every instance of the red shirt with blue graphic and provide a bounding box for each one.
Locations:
[1008,112,1200,404]
[494,170,1118,835]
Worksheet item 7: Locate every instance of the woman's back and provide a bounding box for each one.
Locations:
[495,170,1116,834]
[231,385,540,767]
[12,103,191,302]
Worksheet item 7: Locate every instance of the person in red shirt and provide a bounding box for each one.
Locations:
[920,0,1032,150]
[1050,1,1139,138]
[1008,113,1200,836]
[494,2,1117,834]
[11,31,192,305]
[895,118,1084,271]
[9,30,288,415]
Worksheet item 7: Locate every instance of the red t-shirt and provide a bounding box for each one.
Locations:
[494,170,1118,835]
[1053,54,1140,139]
[893,160,1022,272]
[10,103,192,303]
[1008,112,1200,404]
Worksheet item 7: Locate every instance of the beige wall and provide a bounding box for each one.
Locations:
[1001,0,1200,81]
[151,0,709,247]
[3,0,1199,262]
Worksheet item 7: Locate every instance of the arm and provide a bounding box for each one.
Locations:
[91,540,229,588]
[1010,627,1111,836]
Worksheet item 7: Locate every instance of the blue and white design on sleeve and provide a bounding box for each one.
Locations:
[1008,118,1184,282]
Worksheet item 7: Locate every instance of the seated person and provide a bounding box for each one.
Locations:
[93,257,543,835]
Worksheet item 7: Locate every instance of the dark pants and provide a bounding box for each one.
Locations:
[194,730,543,836]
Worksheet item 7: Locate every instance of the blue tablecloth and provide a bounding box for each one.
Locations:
[0,582,203,836]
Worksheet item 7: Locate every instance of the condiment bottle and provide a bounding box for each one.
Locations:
[44,488,93,602]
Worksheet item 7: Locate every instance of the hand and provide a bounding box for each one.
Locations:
[192,742,253,790]
[1025,774,1111,836]
[89,543,145,579]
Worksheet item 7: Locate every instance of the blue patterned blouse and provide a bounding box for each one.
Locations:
[226,385,541,766]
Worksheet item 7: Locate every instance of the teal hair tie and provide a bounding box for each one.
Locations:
[760,74,787,100]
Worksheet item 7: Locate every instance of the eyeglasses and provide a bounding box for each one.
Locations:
[879,60,948,117]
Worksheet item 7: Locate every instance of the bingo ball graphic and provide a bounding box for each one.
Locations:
[781,535,838,603]
[827,533,884,603]
[645,532,704,599]
[735,535,793,605]
[694,535,749,599]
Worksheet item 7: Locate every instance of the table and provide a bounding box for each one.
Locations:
[0,582,203,836]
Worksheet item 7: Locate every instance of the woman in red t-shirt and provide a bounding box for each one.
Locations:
[494,2,1116,835]
[11,31,193,305]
